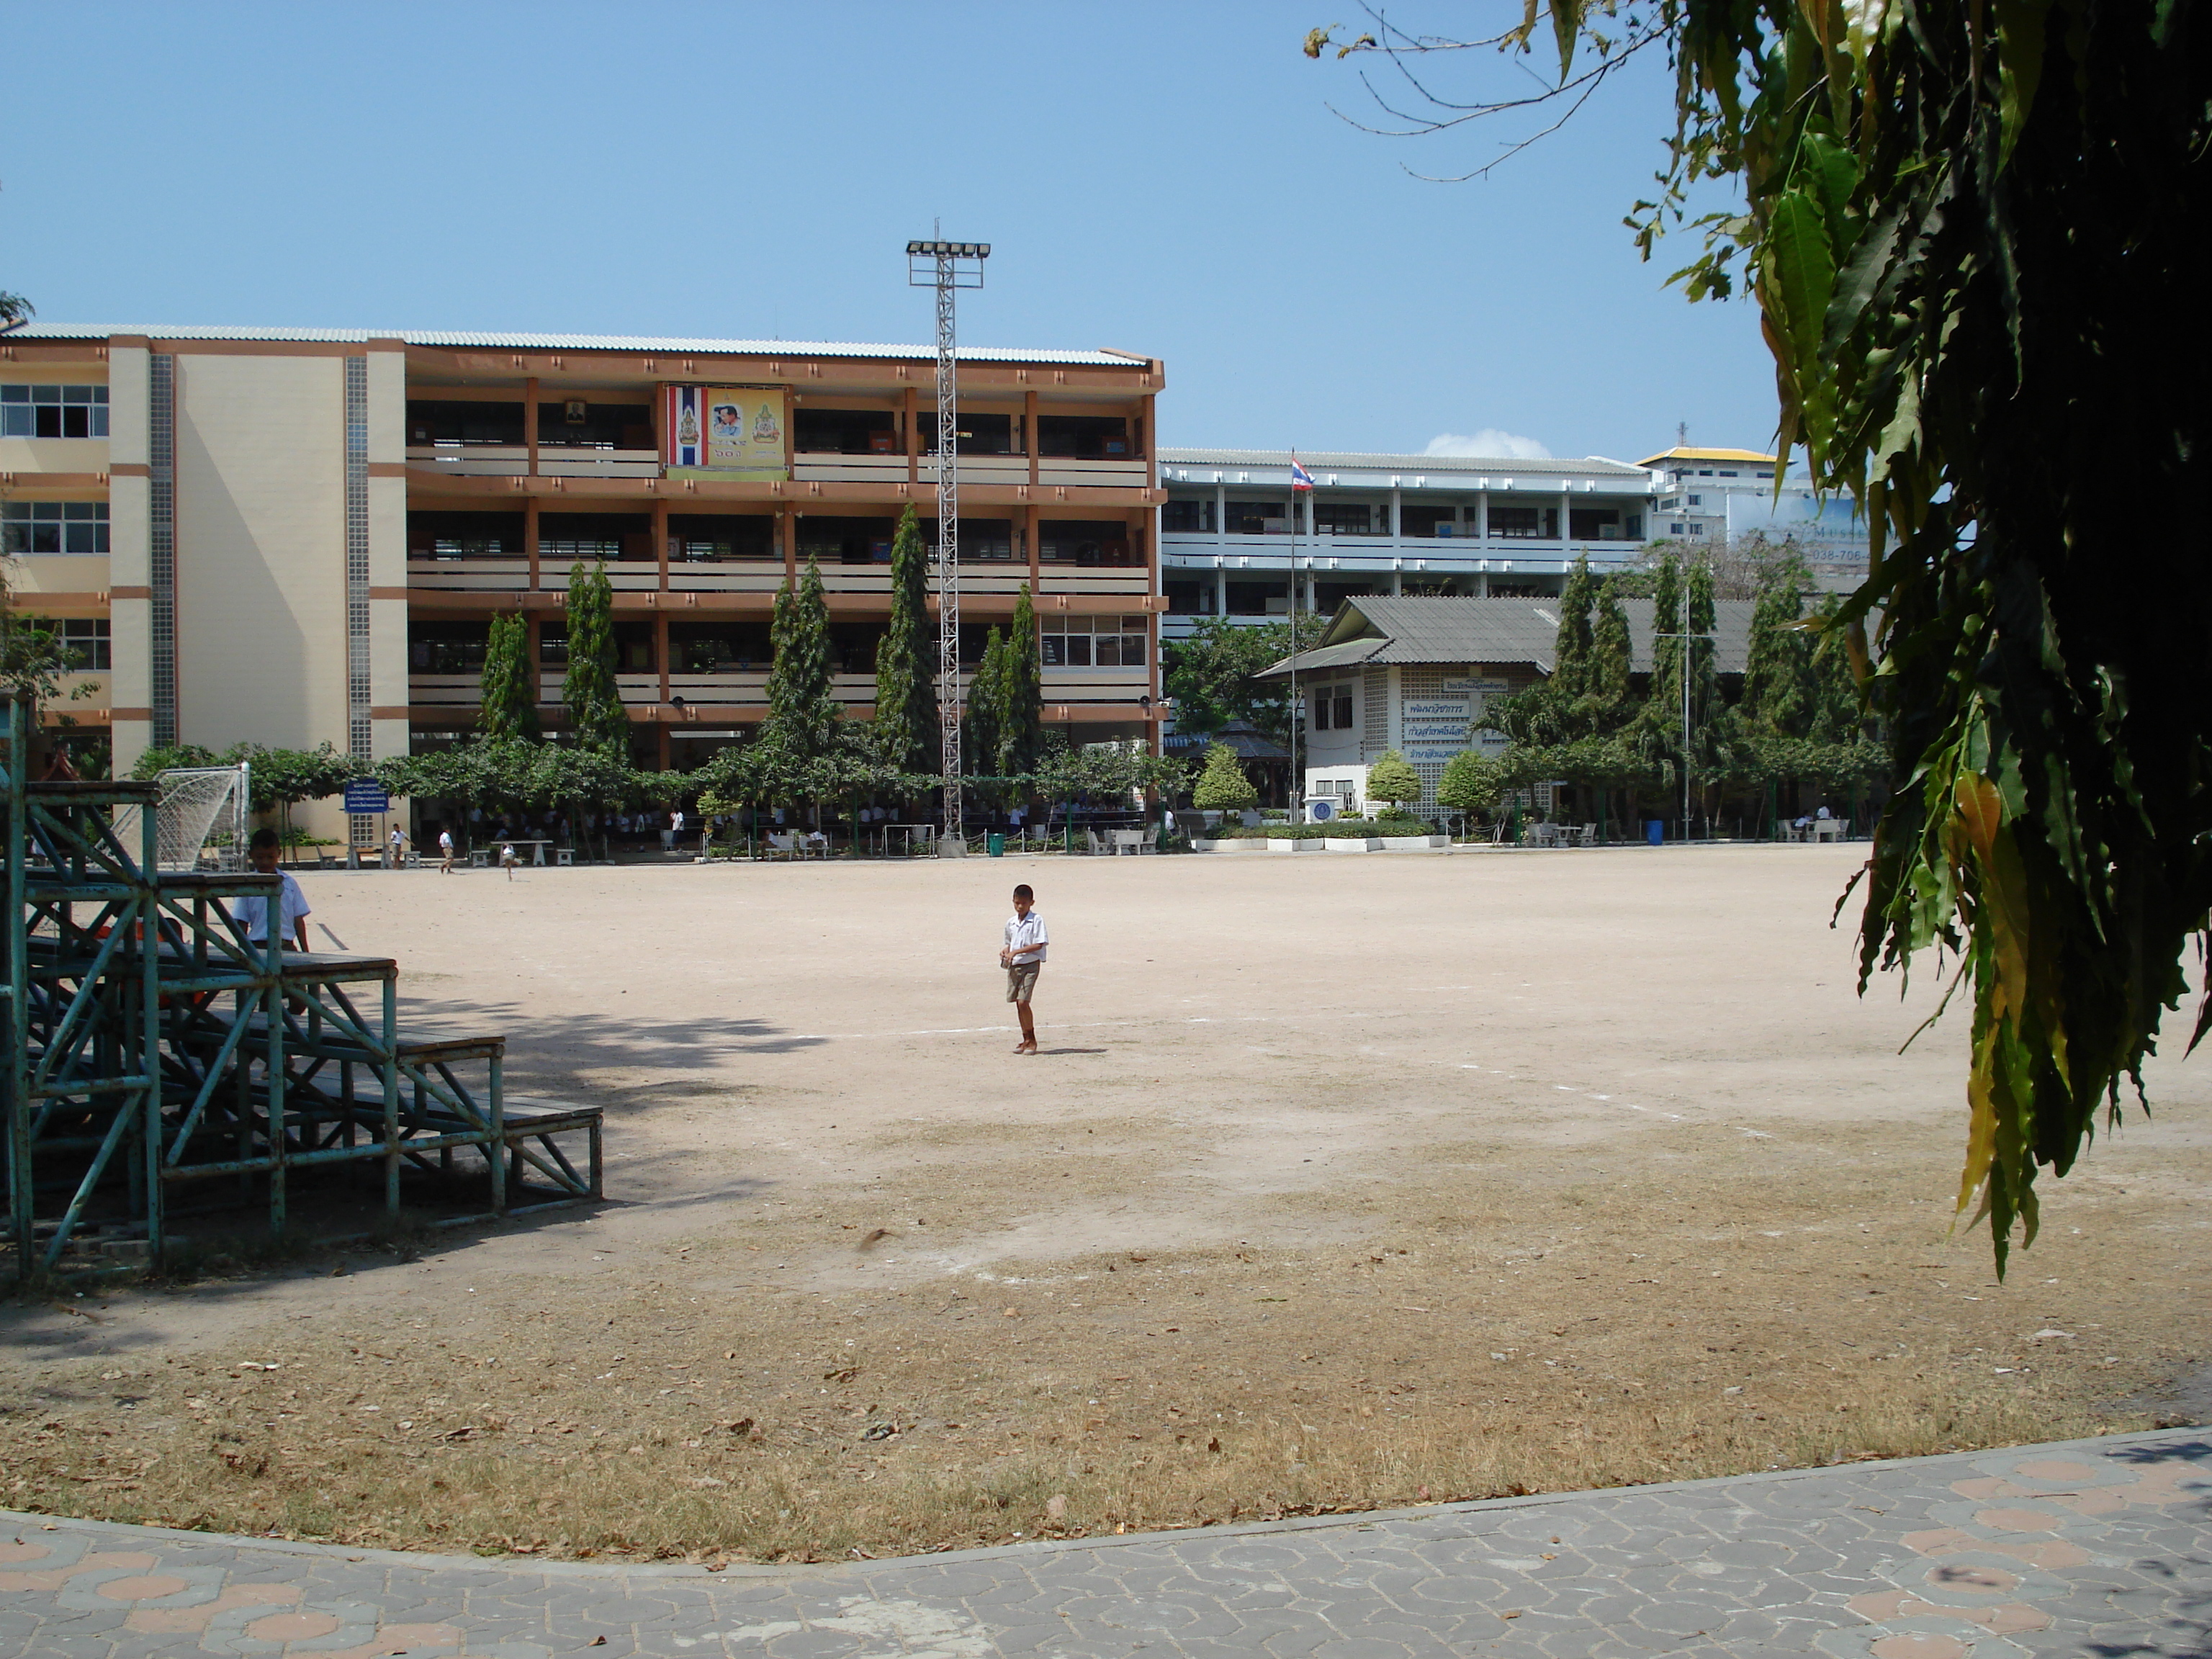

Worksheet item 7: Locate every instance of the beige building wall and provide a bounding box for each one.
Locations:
[173,352,348,762]
[106,345,153,774]
[366,347,410,763]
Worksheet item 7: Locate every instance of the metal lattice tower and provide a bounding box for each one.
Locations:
[907,236,989,846]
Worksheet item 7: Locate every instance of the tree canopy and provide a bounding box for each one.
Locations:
[478,611,539,740]
[1164,616,1327,745]
[561,561,626,754]
[1308,0,2211,1269]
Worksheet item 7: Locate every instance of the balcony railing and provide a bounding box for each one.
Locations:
[406,445,662,479]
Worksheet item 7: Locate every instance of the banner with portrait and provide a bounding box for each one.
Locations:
[663,385,788,480]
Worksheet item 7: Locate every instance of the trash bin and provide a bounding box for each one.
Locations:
[986,832,1005,858]
[1646,820,1665,846]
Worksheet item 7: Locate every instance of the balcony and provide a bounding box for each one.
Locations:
[406,445,663,480]
[1160,533,1645,572]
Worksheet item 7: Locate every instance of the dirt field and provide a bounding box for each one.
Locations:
[4,845,2206,1563]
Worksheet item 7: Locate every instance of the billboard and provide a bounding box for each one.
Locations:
[664,385,787,480]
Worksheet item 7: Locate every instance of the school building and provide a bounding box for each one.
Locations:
[1156,447,1662,639]
[0,323,1166,803]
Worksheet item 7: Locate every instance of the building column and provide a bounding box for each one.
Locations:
[1560,488,1572,550]
[1026,503,1041,587]
[906,387,920,487]
[1214,561,1227,617]
[1389,484,1401,541]
[1025,390,1039,488]
[1474,490,1488,541]
[781,510,796,582]
[655,498,670,590]
[656,612,670,703]
[1390,565,1403,596]
[525,497,541,591]
[524,376,539,476]
[1213,482,1226,539]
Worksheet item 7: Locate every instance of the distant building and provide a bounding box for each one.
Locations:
[1260,595,1753,808]
[1638,446,1870,583]
[1156,448,1660,640]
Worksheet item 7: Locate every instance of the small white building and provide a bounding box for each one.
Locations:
[1262,595,1754,808]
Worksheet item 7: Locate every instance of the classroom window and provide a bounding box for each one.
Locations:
[2,501,109,554]
[1161,498,1215,533]
[60,618,110,671]
[1040,613,1148,669]
[0,385,109,439]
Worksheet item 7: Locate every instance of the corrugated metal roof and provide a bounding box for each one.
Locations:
[1258,595,1755,678]
[1160,447,1650,479]
[1636,446,1777,466]
[1,323,1139,366]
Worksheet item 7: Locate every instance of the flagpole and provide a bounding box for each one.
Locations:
[1288,455,1300,820]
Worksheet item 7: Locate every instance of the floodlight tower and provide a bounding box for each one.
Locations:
[907,235,990,849]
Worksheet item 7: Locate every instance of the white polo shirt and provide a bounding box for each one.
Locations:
[233,873,310,946]
[1005,910,1048,965]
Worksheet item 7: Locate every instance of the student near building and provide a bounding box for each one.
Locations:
[999,884,1048,1055]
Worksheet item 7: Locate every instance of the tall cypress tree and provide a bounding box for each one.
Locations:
[963,627,1007,775]
[872,505,935,769]
[1002,583,1042,775]
[1587,577,1634,723]
[1686,558,1719,734]
[562,561,626,754]
[1647,551,1683,748]
[479,611,539,740]
[1552,554,1596,700]
[1743,552,1814,736]
[767,554,839,758]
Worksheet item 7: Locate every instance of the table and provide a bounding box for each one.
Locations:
[493,838,556,866]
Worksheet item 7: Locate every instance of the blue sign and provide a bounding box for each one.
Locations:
[343,780,390,814]
[1310,799,1335,821]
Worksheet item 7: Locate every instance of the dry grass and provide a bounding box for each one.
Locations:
[3,850,2204,1561]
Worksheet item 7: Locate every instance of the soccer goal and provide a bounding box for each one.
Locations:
[114,764,253,871]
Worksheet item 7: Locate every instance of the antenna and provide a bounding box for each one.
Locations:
[906,235,990,850]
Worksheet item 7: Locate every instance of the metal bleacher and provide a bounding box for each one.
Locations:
[2,700,601,1278]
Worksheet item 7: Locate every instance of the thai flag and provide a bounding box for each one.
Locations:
[1290,456,1316,492]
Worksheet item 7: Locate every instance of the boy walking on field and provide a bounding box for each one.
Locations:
[999,883,1047,1055]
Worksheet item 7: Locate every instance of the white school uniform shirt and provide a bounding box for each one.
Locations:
[1005,910,1048,965]
[439,832,454,853]
[233,873,310,945]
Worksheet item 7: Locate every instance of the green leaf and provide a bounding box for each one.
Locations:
[1990,0,2045,162]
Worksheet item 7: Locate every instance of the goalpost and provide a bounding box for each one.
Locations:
[113,764,252,871]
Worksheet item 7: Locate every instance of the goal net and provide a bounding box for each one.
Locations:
[113,765,252,871]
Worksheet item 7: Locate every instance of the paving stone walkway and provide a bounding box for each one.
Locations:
[4,1428,2206,1658]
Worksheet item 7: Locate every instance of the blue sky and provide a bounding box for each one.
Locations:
[0,2,1776,464]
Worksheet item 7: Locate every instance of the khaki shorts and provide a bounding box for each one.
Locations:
[1006,961,1041,1004]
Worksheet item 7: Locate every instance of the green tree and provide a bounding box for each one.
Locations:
[478,611,539,740]
[871,505,935,770]
[1309,0,2210,1269]
[1587,578,1635,717]
[129,742,221,780]
[1552,554,1596,700]
[963,626,1008,777]
[230,742,357,841]
[1162,615,1326,745]
[765,555,839,761]
[1365,749,1423,810]
[1437,750,1503,821]
[1001,584,1043,775]
[1742,554,1817,737]
[561,561,626,754]
[1190,742,1259,813]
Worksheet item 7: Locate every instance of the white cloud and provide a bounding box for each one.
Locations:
[1423,429,1552,460]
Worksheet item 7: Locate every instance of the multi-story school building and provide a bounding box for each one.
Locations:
[0,323,1166,794]
[1155,446,1661,639]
